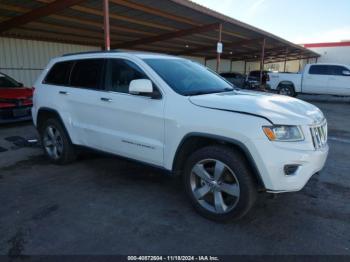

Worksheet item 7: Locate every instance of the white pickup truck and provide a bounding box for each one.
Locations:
[268,63,350,96]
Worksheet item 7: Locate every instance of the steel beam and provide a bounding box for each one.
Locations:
[112,23,220,49]
[283,47,288,72]
[260,38,266,85]
[0,0,86,33]
[216,24,222,72]
[103,0,110,50]
[176,38,262,56]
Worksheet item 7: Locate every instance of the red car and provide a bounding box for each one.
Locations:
[0,72,33,123]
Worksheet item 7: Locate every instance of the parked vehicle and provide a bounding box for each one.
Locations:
[220,72,246,88]
[246,70,270,89]
[32,52,329,221]
[0,72,33,123]
[268,63,350,96]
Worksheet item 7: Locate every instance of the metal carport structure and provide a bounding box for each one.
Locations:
[0,0,319,76]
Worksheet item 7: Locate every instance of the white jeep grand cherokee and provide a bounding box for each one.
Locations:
[32,51,329,221]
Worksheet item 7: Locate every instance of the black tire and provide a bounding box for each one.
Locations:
[278,84,295,97]
[183,145,257,222]
[39,118,77,165]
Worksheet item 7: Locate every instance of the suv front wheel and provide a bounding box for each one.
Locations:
[184,145,257,222]
[39,118,77,164]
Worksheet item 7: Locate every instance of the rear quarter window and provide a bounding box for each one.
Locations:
[44,61,73,86]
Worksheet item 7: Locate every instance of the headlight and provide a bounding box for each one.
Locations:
[263,125,304,141]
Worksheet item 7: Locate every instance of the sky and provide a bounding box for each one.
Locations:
[191,0,350,44]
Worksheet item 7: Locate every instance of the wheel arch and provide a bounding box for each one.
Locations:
[36,107,73,143]
[172,133,265,190]
[277,81,295,89]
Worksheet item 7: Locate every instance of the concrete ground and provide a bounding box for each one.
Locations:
[0,95,349,255]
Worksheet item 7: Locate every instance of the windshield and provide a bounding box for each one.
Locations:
[144,58,234,96]
[0,73,22,88]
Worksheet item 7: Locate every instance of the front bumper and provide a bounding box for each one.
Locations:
[252,140,329,192]
[0,106,32,124]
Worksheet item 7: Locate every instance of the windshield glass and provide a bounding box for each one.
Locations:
[0,73,22,88]
[144,58,234,96]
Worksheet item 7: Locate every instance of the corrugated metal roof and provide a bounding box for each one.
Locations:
[0,0,319,62]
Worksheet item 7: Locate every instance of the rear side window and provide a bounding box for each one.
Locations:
[44,61,73,86]
[309,65,330,75]
[328,65,349,76]
[70,59,104,89]
[249,71,260,78]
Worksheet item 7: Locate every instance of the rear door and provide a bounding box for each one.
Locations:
[94,58,165,166]
[328,65,350,95]
[302,65,330,94]
[65,58,107,146]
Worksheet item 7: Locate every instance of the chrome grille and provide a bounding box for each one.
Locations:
[310,121,328,150]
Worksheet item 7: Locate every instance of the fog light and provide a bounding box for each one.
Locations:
[284,165,300,176]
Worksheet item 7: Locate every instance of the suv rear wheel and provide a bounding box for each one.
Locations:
[39,118,76,164]
[183,145,257,222]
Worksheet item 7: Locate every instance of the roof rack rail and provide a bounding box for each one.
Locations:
[62,50,120,57]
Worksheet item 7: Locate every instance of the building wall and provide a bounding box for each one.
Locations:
[204,59,261,74]
[204,58,307,74]
[306,46,350,65]
[0,37,100,86]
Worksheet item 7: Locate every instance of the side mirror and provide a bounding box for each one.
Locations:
[129,79,153,94]
[342,70,350,76]
[19,82,24,87]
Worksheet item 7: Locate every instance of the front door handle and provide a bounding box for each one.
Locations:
[100,97,112,102]
[59,91,69,95]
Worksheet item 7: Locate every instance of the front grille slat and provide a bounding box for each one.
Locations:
[310,121,328,150]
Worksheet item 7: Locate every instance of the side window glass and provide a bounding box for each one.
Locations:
[70,59,104,89]
[309,65,330,75]
[108,59,148,94]
[44,61,73,86]
[329,66,348,76]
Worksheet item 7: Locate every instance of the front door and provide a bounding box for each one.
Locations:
[328,65,350,95]
[93,58,165,166]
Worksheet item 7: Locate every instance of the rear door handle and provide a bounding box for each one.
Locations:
[59,91,69,95]
[100,97,112,102]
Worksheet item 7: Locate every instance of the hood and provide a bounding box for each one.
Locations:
[0,87,33,99]
[189,90,324,125]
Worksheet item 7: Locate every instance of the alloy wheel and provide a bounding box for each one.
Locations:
[190,159,240,214]
[43,125,64,160]
[279,86,291,96]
